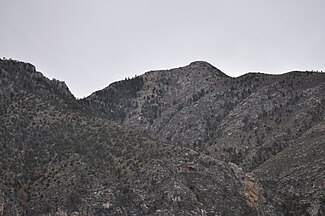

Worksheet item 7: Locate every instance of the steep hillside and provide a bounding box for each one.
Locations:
[83,61,230,146]
[84,62,325,164]
[253,121,325,215]
[0,59,266,215]
[84,61,325,215]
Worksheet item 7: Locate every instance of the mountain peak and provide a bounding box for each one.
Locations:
[188,60,214,67]
[186,61,228,77]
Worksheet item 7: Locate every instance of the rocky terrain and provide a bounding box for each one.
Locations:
[0,58,324,215]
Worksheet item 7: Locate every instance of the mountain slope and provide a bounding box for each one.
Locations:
[253,121,325,215]
[84,62,325,165]
[84,61,325,215]
[0,59,263,215]
[1,59,324,215]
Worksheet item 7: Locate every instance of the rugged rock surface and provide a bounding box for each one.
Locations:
[1,58,325,215]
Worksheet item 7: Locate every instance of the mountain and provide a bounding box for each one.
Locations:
[83,61,325,215]
[84,61,325,167]
[1,58,324,215]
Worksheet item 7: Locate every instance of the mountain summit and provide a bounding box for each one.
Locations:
[186,61,228,77]
[1,58,325,215]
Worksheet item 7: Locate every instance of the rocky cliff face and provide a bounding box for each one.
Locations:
[1,58,324,215]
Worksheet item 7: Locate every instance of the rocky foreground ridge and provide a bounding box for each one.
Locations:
[0,59,324,215]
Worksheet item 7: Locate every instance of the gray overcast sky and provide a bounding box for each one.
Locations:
[1,0,325,98]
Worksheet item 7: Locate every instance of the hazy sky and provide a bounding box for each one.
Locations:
[1,0,324,98]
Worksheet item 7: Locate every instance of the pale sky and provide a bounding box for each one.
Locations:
[1,0,324,98]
